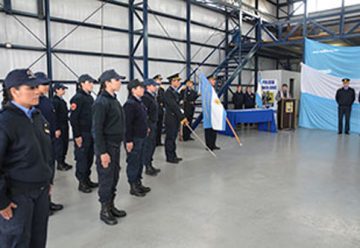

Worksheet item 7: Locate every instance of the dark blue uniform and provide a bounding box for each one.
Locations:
[156,87,165,145]
[180,87,199,141]
[92,91,125,204]
[124,95,148,184]
[52,95,69,166]
[232,92,244,109]
[336,87,355,133]
[142,91,159,171]
[36,95,57,182]
[70,89,95,185]
[0,102,52,248]
[164,86,185,162]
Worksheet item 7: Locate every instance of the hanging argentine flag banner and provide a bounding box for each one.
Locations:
[200,73,226,131]
[255,73,263,108]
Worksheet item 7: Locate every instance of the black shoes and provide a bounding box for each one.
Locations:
[175,157,183,162]
[167,159,179,164]
[78,182,92,193]
[213,146,221,150]
[86,179,99,188]
[345,132,350,135]
[100,203,118,225]
[57,162,72,171]
[136,181,151,194]
[156,143,164,146]
[130,182,146,197]
[109,202,127,218]
[50,202,64,212]
[145,165,161,176]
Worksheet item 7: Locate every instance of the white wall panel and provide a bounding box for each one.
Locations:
[0,15,45,46]
[11,0,38,13]
[0,49,47,78]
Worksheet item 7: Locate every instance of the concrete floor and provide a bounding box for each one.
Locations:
[48,128,360,248]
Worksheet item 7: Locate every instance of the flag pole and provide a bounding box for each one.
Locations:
[226,118,243,147]
[185,124,217,158]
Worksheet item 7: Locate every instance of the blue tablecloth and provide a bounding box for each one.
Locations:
[220,109,277,136]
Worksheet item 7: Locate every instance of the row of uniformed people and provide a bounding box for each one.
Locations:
[232,85,256,110]
[0,68,222,246]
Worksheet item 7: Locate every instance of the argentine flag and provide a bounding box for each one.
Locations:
[200,73,226,131]
[255,75,263,108]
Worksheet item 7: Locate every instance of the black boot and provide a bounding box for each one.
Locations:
[57,162,68,171]
[145,166,158,176]
[100,203,118,225]
[50,202,64,212]
[110,201,127,218]
[150,164,161,173]
[78,181,92,193]
[86,179,99,188]
[136,180,151,194]
[129,182,145,197]
[64,162,73,170]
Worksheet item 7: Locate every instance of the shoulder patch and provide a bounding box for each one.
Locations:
[71,103,77,111]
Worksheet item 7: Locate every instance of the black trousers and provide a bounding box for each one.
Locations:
[54,125,69,164]
[205,128,217,150]
[0,186,50,248]
[96,143,121,204]
[126,137,146,183]
[143,123,157,168]
[338,106,351,133]
[182,107,194,141]
[156,110,164,145]
[165,117,180,161]
[75,132,94,183]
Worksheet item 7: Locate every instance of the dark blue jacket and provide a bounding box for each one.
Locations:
[142,91,158,125]
[52,95,69,129]
[0,103,52,210]
[124,95,148,142]
[37,95,57,137]
[70,89,94,138]
[92,91,125,155]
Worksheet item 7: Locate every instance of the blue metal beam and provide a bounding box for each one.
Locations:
[44,0,52,79]
[129,0,135,80]
[186,0,191,79]
[143,0,149,79]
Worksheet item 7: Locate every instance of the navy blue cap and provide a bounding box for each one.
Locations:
[78,74,96,83]
[127,79,144,91]
[153,74,163,80]
[99,69,126,84]
[35,72,51,85]
[53,82,68,90]
[144,78,160,86]
[167,73,181,81]
[4,69,42,89]
[342,78,350,83]
[207,75,217,80]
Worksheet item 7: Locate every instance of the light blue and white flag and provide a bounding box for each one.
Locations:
[255,73,263,108]
[200,73,226,131]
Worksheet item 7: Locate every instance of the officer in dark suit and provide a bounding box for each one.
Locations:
[232,85,244,109]
[124,79,151,197]
[204,75,220,151]
[52,83,72,171]
[70,74,98,193]
[244,86,255,109]
[164,73,189,163]
[154,74,165,146]
[92,69,127,225]
[336,78,355,134]
[180,79,199,141]
[35,72,64,215]
[0,69,52,248]
[142,79,161,176]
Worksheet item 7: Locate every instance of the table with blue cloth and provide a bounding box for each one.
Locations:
[220,108,277,136]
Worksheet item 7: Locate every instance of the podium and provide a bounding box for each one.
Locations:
[277,99,296,130]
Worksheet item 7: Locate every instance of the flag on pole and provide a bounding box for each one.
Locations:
[200,73,226,131]
[255,73,263,108]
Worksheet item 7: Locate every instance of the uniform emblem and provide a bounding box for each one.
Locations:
[214,99,221,105]
[71,103,77,111]
[26,69,36,79]
[44,123,50,134]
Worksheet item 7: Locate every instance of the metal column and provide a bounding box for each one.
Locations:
[44,0,52,79]
[186,0,191,79]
